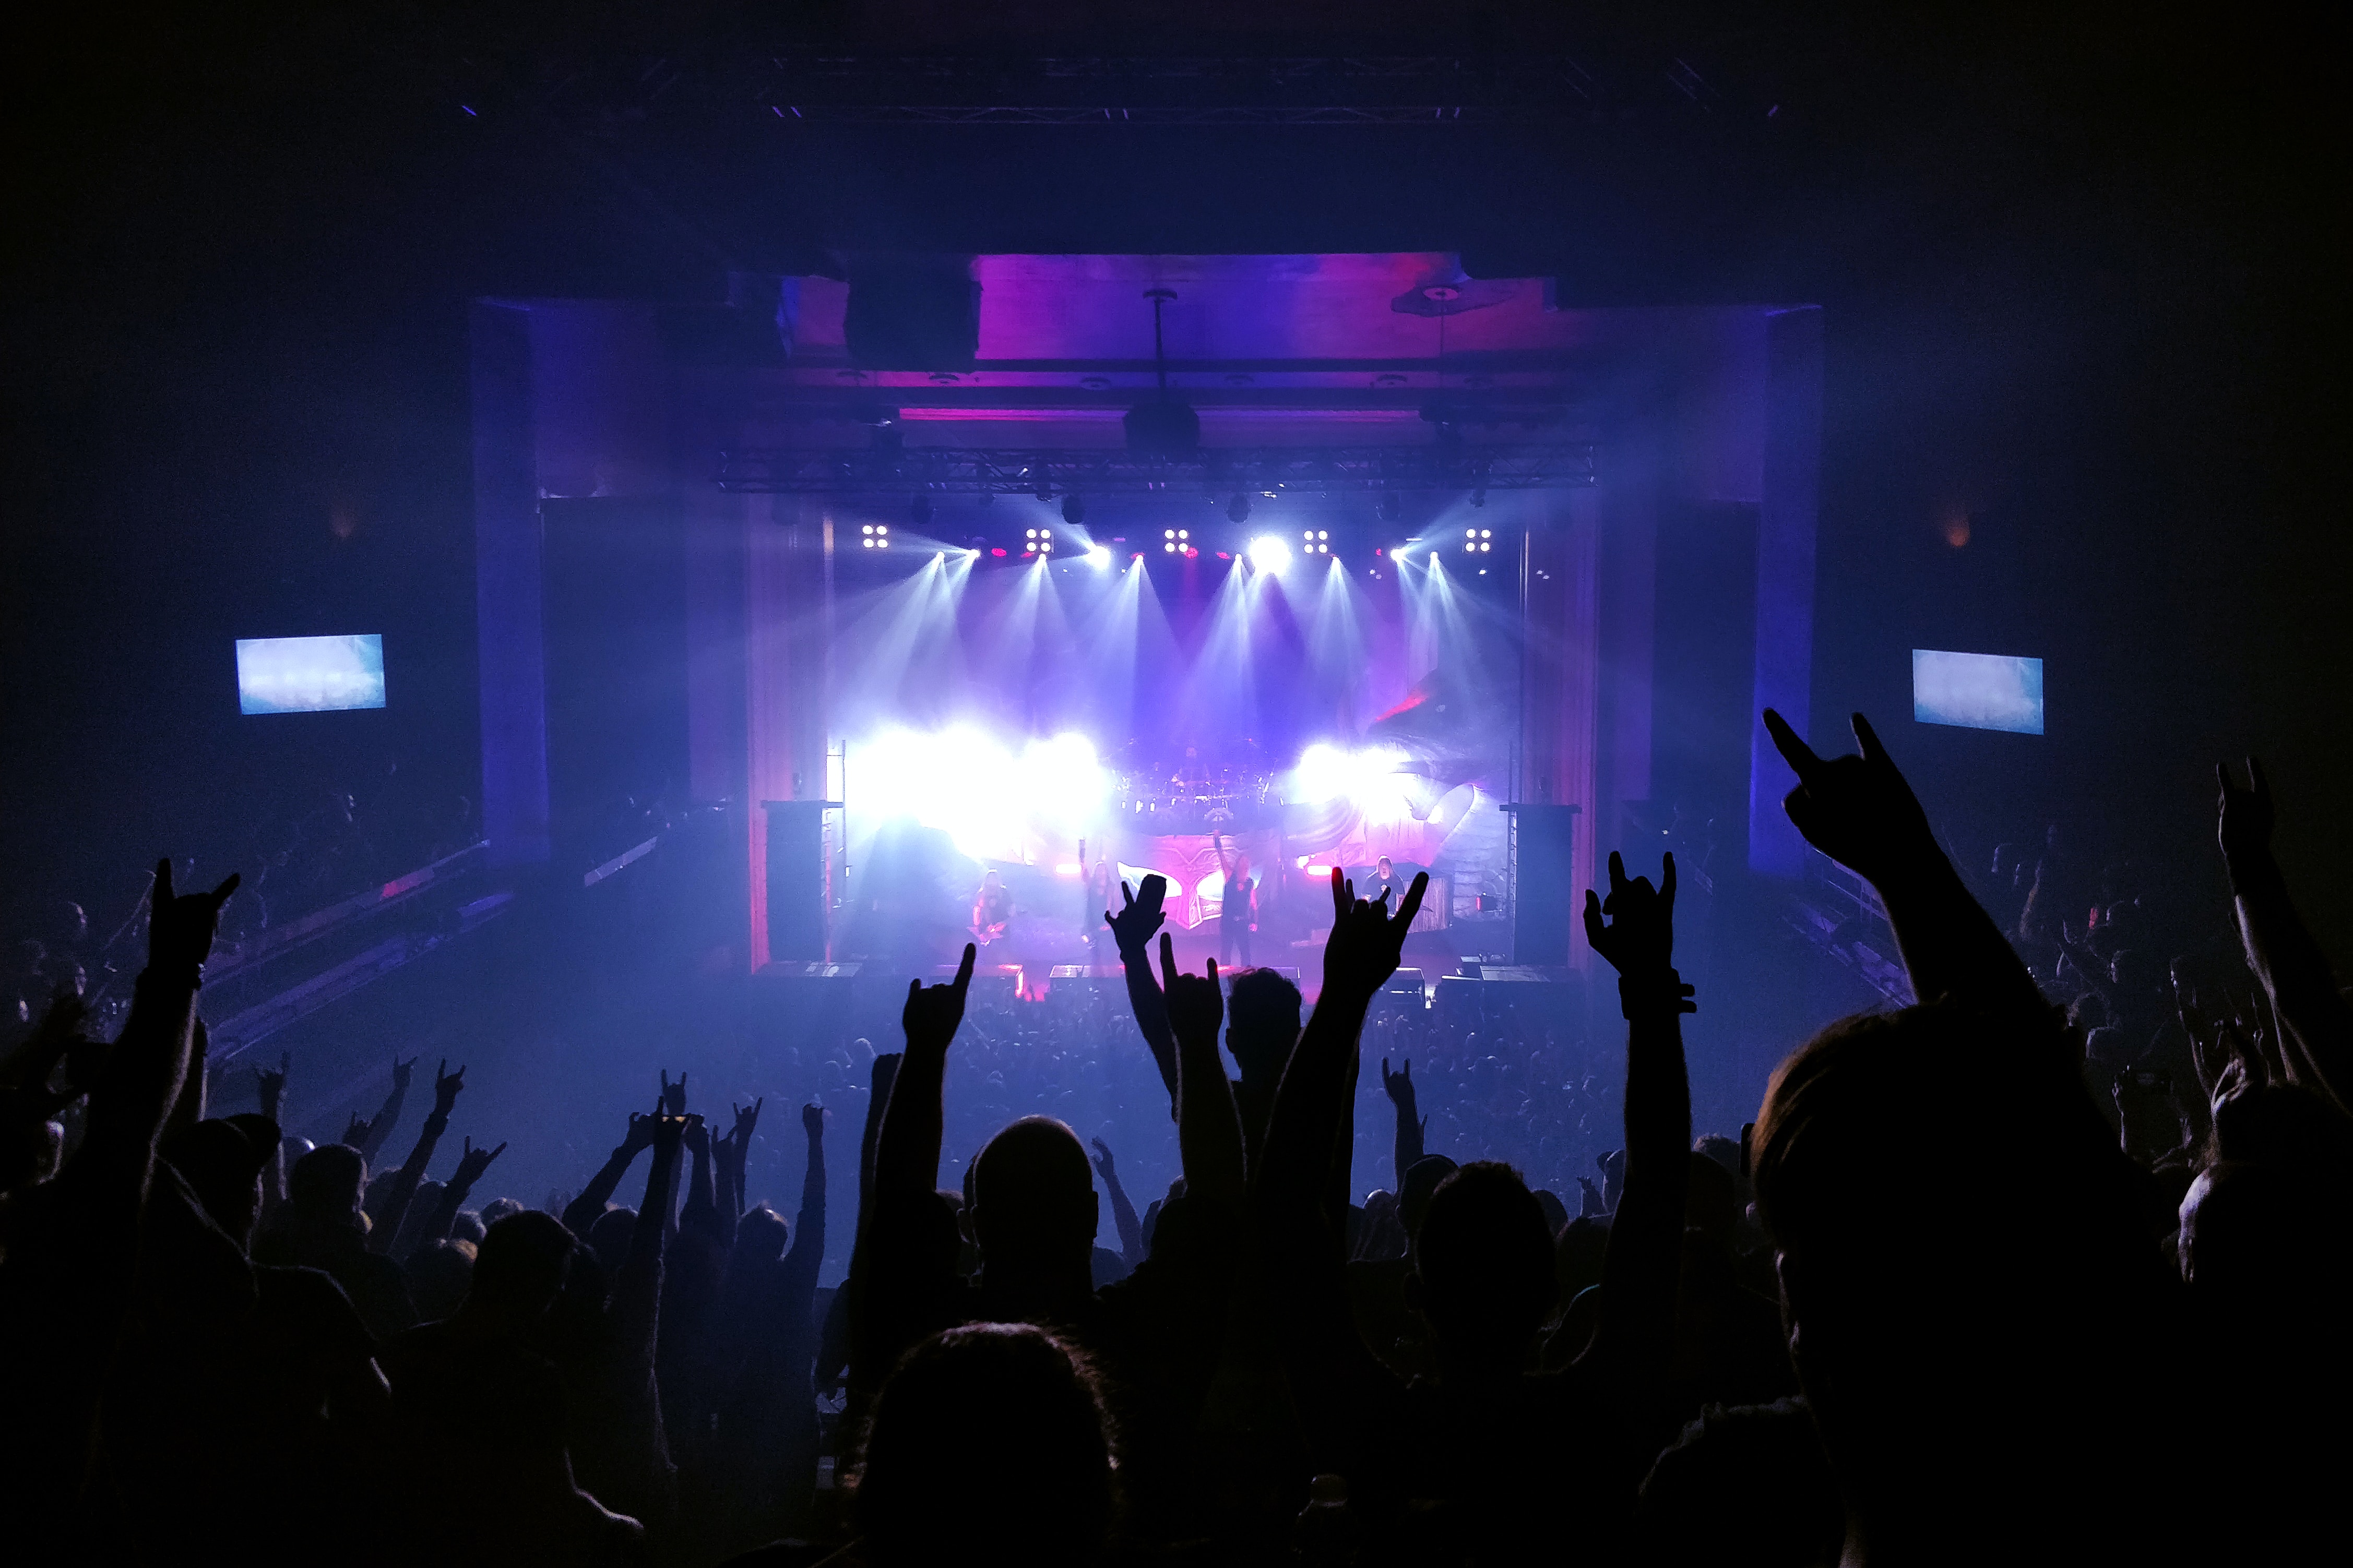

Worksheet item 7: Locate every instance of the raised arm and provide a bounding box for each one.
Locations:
[1090,1136,1148,1266]
[1257,871,1427,1226]
[1576,852,1694,1386]
[353,1055,414,1167]
[1764,710,2042,1021]
[873,944,977,1199]
[783,1102,829,1289]
[1108,877,1180,1110]
[56,860,236,1249]
[2217,759,2353,1114]
[1380,1056,1426,1184]
[369,1059,462,1255]
[253,1051,290,1212]
[612,1111,689,1379]
[1162,940,1247,1209]
[681,1105,726,1250]
[400,1136,505,1262]
[562,1110,656,1239]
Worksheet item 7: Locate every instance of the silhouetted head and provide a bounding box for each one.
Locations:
[857,1323,1114,1568]
[289,1142,367,1225]
[468,1210,576,1321]
[1225,968,1302,1083]
[1413,1160,1555,1371]
[410,1237,477,1323]
[1554,1215,1610,1304]
[479,1196,525,1228]
[735,1203,789,1262]
[1684,1151,1739,1251]
[971,1117,1099,1282]
[1398,1155,1458,1242]
[1532,1187,1570,1236]
[1377,855,1394,877]
[1754,1001,2166,1548]
[585,1206,636,1276]
[163,1114,279,1247]
[449,1209,486,1246]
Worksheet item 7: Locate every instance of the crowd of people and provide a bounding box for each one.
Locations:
[2,709,2347,1565]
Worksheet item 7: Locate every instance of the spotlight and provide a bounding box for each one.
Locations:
[863,525,875,534]
[1227,493,1251,524]
[862,537,875,548]
[1317,531,1328,541]
[1465,528,1477,537]
[1088,544,1111,567]
[1248,535,1291,571]
[911,493,933,526]
[876,524,888,535]
[1164,529,1176,540]
[1040,538,1053,552]
[1062,493,1087,526]
[1480,529,1491,538]
[1164,542,1176,553]
[879,536,890,548]
[1027,529,1039,539]
[1302,530,1314,540]
[1177,529,1189,540]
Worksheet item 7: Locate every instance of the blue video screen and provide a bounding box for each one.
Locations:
[1912,649,2042,735]
[236,634,387,715]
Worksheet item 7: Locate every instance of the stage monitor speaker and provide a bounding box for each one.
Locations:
[763,800,839,963]
[1506,803,1581,966]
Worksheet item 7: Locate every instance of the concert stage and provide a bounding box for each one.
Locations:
[470,253,1820,1051]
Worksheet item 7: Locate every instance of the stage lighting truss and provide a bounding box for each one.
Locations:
[1464,527,1493,553]
[1299,529,1332,555]
[716,444,1597,499]
[861,523,892,549]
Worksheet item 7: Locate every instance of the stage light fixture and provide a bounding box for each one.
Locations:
[1164,542,1176,553]
[863,525,875,535]
[863,537,875,548]
[1480,529,1491,538]
[1227,493,1251,524]
[879,536,890,547]
[1303,530,1314,540]
[1062,493,1087,526]
[1088,544,1111,567]
[1026,529,1039,539]
[1247,535,1291,571]
[1317,531,1329,541]
[1164,529,1176,540]
[1177,529,1189,540]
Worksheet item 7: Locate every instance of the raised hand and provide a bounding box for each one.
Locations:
[1107,875,1170,960]
[802,1101,826,1139]
[342,1112,372,1148]
[1762,710,1938,884]
[451,1135,507,1188]
[391,1054,418,1092]
[254,1051,288,1114]
[902,942,977,1053]
[732,1097,764,1146]
[1381,1056,1416,1107]
[684,1116,712,1157]
[660,1069,688,1117]
[651,1110,694,1155]
[622,1109,659,1154]
[1160,935,1224,1048]
[431,1059,466,1117]
[1089,1136,1118,1180]
[1584,851,1696,1017]
[146,858,240,979]
[1322,866,1429,1002]
[2216,758,2274,872]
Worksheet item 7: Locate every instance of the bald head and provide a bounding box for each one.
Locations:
[971,1117,1098,1274]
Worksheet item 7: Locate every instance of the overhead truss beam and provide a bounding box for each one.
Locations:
[715,444,1597,496]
